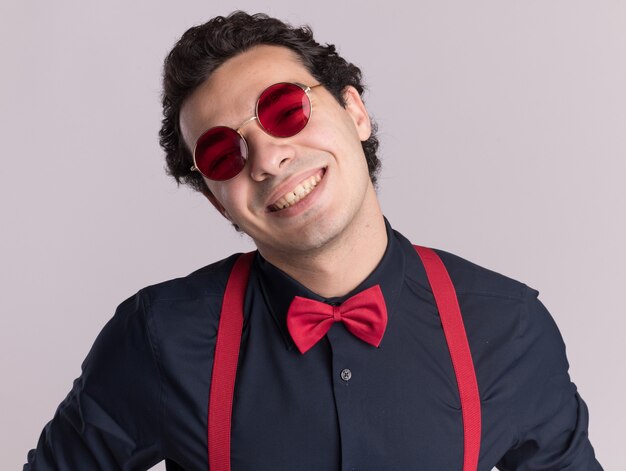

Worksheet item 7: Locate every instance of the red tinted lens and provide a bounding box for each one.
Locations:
[257,83,311,138]
[194,126,247,181]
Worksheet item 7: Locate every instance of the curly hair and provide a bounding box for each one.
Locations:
[159,11,380,196]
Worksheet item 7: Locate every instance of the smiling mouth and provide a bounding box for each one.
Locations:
[268,168,326,212]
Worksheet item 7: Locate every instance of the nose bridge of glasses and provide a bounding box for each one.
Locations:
[236,115,258,133]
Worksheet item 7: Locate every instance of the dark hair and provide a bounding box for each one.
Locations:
[159,11,380,196]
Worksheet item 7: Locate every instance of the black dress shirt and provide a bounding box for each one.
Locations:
[25,219,602,470]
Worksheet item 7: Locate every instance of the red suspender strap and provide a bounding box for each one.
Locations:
[413,245,481,471]
[208,248,480,471]
[208,252,255,471]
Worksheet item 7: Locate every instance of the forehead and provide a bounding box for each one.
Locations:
[179,45,315,149]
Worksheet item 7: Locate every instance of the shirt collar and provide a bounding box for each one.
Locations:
[255,217,406,350]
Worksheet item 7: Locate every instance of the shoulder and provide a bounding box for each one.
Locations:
[106,252,246,343]
[140,252,243,304]
[431,248,536,302]
[398,236,553,345]
[418,248,563,360]
[426,248,551,340]
[395,224,536,303]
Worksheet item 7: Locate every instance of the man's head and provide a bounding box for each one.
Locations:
[160,12,384,263]
[160,11,380,197]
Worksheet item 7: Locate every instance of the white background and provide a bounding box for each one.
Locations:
[1,1,624,469]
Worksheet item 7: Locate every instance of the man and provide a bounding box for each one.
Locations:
[25,11,602,470]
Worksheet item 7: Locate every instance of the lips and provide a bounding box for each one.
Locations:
[267,168,326,212]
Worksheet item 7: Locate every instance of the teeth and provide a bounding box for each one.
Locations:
[272,173,322,210]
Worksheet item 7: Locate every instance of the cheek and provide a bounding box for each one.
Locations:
[214,180,252,216]
[304,114,352,154]
[318,116,369,167]
[320,107,364,148]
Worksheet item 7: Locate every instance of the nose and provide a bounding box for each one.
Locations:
[243,126,295,181]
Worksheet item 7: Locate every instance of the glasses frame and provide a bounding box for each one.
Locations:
[190,82,322,181]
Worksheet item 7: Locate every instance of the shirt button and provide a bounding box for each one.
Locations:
[340,368,352,381]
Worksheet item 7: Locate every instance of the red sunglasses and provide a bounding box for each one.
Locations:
[191,82,322,181]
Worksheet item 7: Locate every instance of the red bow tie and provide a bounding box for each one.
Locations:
[286,284,388,354]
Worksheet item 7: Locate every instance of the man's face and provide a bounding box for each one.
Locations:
[180,45,375,263]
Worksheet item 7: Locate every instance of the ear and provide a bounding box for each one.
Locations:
[342,85,372,141]
[202,189,232,222]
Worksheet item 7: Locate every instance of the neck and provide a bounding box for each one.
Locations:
[259,188,388,298]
